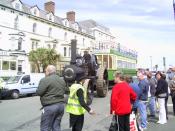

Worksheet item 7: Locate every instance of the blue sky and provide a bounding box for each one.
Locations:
[22,0,175,70]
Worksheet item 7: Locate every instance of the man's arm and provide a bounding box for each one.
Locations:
[77,88,91,112]
[36,78,49,96]
[130,87,137,102]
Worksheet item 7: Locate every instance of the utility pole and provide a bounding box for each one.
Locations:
[163,57,166,72]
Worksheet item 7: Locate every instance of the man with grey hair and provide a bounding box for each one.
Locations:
[137,72,149,130]
[37,65,67,131]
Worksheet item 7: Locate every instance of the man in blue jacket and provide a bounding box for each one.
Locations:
[137,72,149,130]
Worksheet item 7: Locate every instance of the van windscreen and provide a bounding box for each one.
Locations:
[7,76,21,84]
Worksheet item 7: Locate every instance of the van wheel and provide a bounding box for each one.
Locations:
[11,90,19,99]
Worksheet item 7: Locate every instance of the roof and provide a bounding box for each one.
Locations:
[79,19,111,34]
[0,0,93,36]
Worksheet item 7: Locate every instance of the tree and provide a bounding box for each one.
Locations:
[29,48,60,73]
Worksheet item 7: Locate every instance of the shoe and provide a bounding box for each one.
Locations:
[148,115,156,118]
[139,127,147,131]
[157,121,167,124]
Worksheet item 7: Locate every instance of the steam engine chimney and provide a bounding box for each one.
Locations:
[44,0,55,14]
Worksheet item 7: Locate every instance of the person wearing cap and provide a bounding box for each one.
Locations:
[66,74,95,131]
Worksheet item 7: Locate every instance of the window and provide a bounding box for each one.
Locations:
[15,3,20,10]
[18,60,23,72]
[49,15,52,21]
[31,41,39,50]
[34,9,37,15]
[10,61,16,70]
[64,32,67,41]
[65,21,67,26]
[48,44,51,48]
[32,41,34,50]
[1,7,6,11]
[21,75,30,84]
[64,47,67,57]
[18,37,22,50]
[33,23,37,33]
[53,44,57,49]
[48,27,52,37]
[69,47,71,57]
[2,61,9,70]
[14,16,19,29]
[83,38,85,46]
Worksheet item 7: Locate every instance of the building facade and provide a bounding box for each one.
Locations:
[0,0,95,76]
[0,0,137,77]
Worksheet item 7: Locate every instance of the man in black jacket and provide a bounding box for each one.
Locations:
[37,65,68,131]
[147,72,156,117]
[155,72,168,124]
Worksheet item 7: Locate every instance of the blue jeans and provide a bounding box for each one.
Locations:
[138,101,147,128]
[41,103,65,131]
[148,97,156,116]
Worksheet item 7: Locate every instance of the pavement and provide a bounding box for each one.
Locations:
[0,92,175,131]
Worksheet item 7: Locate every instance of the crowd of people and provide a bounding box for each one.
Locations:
[36,65,175,131]
[111,70,175,131]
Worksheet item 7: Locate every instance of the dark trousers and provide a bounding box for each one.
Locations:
[165,97,168,119]
[115,114,130,131]
[40,103,64,131]
[172,95,175,115]
[70,114,84,131]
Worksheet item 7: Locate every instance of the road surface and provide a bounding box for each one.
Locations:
[0,92,175,131]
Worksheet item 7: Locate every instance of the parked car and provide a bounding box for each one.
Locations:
[1,73,45,99]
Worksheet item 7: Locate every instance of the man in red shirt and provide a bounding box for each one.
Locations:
[111,72,137,131]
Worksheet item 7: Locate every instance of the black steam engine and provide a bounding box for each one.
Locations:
[63,40,108,103]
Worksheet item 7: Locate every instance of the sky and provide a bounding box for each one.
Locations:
[22,0,175,70]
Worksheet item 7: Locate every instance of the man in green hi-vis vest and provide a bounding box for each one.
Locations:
[66,74,95,131]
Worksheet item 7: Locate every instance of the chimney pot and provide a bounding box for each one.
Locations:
[67,11,75,22]
[44,1,55,14]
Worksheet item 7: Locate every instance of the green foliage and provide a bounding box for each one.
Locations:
[29,48,60,73]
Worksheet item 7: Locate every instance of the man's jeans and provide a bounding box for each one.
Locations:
[41,103,64,131]
[138,101,147,128]
[148,97,156,116]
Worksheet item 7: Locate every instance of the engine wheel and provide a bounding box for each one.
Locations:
[11,90,20,99]
[96,68,108,97]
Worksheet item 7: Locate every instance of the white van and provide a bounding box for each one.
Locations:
[2,73,45,99]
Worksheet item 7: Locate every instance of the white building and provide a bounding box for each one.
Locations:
[79,20,117,50]
[0,0,96,76]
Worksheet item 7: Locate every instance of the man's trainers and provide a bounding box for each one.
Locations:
[157,121,167,124]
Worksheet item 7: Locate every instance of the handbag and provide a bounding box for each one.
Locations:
[109,115,118,131]
[130,112,138,131]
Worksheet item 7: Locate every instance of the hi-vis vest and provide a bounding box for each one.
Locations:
[66,83,87,115]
